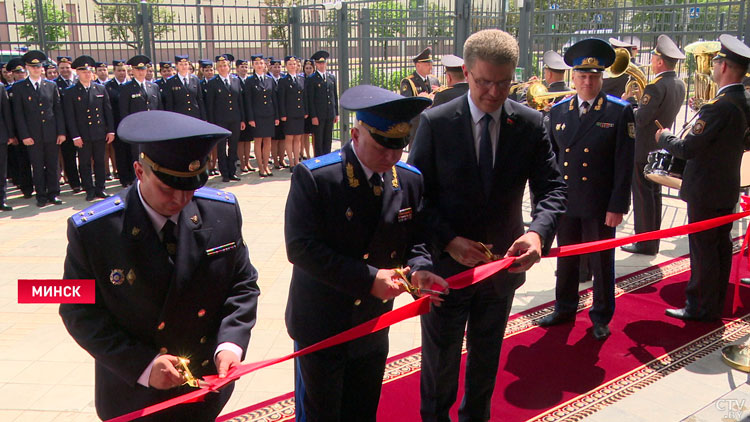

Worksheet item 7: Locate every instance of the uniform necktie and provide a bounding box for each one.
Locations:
[33,81,39,90]
[183,77,188,87]
[580,100,590,116]
[370,173,383,197]
[140,82,147,97]
[224,78,230,88]
[161,220,177,264]
[479,113,494,196]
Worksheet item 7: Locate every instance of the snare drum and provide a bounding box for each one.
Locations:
[644,149,685,190]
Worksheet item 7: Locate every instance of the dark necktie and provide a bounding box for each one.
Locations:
[580,100,590,116]
[34,81,39,91]
[479,114,494,196]
[140,83,147,97]
[183,77,188,87]
[225,78,230,88]
[161,220,177,264]
[370,173,383,197]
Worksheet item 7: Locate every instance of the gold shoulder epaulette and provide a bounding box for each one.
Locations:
[647,76,663,86]
[435,86,453,93]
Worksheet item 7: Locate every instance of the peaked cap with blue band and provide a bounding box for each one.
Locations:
[118,111,231,191]
[341,85,432,149]
[564,38,615,73]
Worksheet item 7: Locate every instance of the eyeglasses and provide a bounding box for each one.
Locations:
[469,71,513,90]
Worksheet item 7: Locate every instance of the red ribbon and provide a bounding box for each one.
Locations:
[104,206,750,422]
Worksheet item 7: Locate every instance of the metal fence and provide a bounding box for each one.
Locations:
[1,0,749,139]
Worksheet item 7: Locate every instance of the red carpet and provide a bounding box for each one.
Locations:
[221,243,750,422]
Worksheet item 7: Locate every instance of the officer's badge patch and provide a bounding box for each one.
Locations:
[692,119,706,135]
[628,122,636,139]
[127,269,136,286]
[188,160,200,172]
[397,208,413,222]
[110,269,125,285]
[594,97,603,111]
[191,214,199,224]
[641,94,651,106]
[131,226,140,237]
[345,207,353,220]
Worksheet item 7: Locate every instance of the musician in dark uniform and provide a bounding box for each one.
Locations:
[55,56,82,194]
[164,55,205,120]
[62,55,115,201]
[246,54,279,177]
[305,50,338,157]
[205,54,245,183]
[602,37,639,100]
[59,110,260,421]
[543,50,572,103]
[400,47,440,98]
[539,38,635,340]
[120,55,163,182]
[286,85,445,422]
[0,74,15,211]
[11,50,67,207]
[431,54,468,107]
[621,35,686,256]
[278,55,307,168]
[657,35,750,322]
[106,59,131,187]
[6,58,34,199]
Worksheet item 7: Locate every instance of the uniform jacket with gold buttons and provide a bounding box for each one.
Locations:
[547,92,635,219]
[243,73,279,121]
[10,77,65,143]
[284,142,431,351]
[62,81,114,142]
[277,73,307,119]
[164,73,206,120]
[60,185,259,420]
[205,74,245,124]
[305,71,338,120]
[118,79,162,121]
[400,70,440,97]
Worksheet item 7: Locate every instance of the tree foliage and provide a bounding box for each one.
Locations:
[265,0,290,53]
[18,0,70,51]
[96,0,175,51]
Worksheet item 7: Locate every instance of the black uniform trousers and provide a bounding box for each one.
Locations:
[27,140,60,200]
[420,281,513,422]
[0,141,7,204]
[78,138,107,193]
[312,117,334,157]
[60,139,81,189]
[294,339,388,422]
[685,204,733,319]
[631,161,661,254]
[113,137,135,187]
[215,121,240,178]
[555,215,616,324]
[8,144,33,195]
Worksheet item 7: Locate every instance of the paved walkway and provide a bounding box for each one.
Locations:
[0,142,748,421]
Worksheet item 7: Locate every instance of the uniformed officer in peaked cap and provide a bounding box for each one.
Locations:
[60,110,260,421]
[657,34,750,322]
[603,37,639,100]
[400,46,440,98]
[432,54,468,107]
[62,55,115,201]
[206,53,245,182]
[540,38,635,341]
[305,50,339,156]
[12,50,67,207]
[286,85,446,422]
[622,34,686,257]
[165,54,205,120]
[156,61,173,100]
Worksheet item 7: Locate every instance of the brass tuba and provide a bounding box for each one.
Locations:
[684,41,721,110]
[608,47,648,100]
[525,81,577,110]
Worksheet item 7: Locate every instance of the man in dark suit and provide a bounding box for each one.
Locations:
[286,85,446,422]
[0,78,16,211]
[164,55,205,120]
[11,50,67,207]
[409,29,567,422]
[540,39,635,341]
[305,50,338,156]
[55,56,82,194]
[106,59,132,187]
[60,110,260,421]
[658,35,750,322]
[205,54,245,182]
[62,55,115,201]
[622,35,686,256]
[120,55,163,181]
[431,54,469,107]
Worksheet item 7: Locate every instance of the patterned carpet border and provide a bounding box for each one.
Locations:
[224,241,743,422]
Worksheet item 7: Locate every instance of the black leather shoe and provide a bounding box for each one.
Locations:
[86,192,96,201]
[620,244,657,256]
[36,199,46,207]
[23,192,33,199]
[49,197,63,205]
[665,307,709,321]
[95,191,109,199]
[229,175,241,181]
[72,186,82,194]
[0,204,12,211]
[537,312,576,327]
[592,323,610,340]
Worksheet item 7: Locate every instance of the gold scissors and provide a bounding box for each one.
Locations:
[177,357,200,388]
[394,267,443,296]
[478,242,499,261]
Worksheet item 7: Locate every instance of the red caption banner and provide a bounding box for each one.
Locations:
[18,279,95,304]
